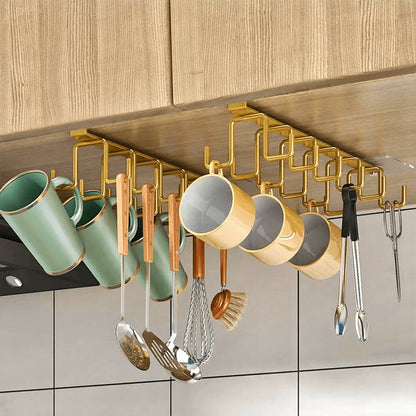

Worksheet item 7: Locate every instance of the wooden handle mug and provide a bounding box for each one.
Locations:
[179,164,255,249]
[288,200,342,280]
[239,183,305,265]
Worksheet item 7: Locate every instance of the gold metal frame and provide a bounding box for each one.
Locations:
[52,129,199,216]
[203,102,407,216]
[53,101,407,218]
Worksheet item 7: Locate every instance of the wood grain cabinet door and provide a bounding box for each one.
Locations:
[0,0,172,134]
[170,0,416,105]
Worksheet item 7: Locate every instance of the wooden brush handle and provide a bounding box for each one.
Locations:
[142,184,154,263]
[193,237,205,278]
[168,193,180,272]
[220,249,227,286]
[116,173,129,256]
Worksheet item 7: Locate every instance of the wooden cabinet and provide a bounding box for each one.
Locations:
[0,0,172,135]
[170,0,416,104]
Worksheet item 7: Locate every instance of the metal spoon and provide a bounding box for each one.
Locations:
[115,174,150,370]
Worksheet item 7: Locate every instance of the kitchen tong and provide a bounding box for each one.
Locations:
[336,184,369,342]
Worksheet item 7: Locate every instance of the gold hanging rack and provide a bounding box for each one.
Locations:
[204,102,407,215]
[51,129,199,215]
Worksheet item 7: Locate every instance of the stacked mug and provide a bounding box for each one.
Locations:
[179,169,341,280]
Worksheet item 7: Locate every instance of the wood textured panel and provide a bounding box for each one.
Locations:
[0,0,171,134]
[0,75,414,214]
[170,0,416,104]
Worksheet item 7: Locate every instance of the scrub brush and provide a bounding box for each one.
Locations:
[210,249,248,330]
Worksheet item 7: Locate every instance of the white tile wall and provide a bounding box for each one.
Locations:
[55,382,170,416]
[0,291,53,391]
[299,210,416,369]
[172,373,298,416]
[55,278,170,386]
[0,209,415,416]
[0,390,53,416]
[177,243,298,376]
[300,364,416,416]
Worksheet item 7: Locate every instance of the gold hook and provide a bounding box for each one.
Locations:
[307,199,319,213]
[379,185,407,210]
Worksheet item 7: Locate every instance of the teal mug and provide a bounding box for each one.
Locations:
[64,190,140,288]
[0,170,85,275]
[132,212,187,301]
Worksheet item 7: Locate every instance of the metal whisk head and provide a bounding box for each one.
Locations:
[183,277,215,366]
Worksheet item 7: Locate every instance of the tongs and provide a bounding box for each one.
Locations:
[335,184,369,342]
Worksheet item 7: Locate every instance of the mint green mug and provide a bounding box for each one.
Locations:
[0,170,85,275]
[131,212,187,301]
[64,190,140,288]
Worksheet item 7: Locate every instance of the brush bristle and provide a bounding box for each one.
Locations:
[219,292,248,331]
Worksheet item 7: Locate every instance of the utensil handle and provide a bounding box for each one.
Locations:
[116,174,129,256]
[349,189,359,242]
[168,193,180,272]
[220,249,227,287]
[193,237,205,278]
[341,184,352,238]
[142,184,154,263]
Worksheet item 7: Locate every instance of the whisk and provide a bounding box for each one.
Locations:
[183,237,215,365]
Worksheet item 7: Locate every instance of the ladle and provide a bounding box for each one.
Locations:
[115,174,150,370]
[166,193,202,382]
[142,193,201,382]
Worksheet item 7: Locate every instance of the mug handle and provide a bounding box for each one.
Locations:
[51,176,83,226]
[108,196,138,242]
[159,212,186,253]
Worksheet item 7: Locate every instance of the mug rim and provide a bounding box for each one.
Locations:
[239,193,288,253]
[0,170,50,216]
[179,173,236,237]
[288,211,332,268]
[63,190,107,231]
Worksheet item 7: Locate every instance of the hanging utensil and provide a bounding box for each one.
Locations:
[166,193,202,382]
[383,200,403,302]
[183,237,215,365]
[211,249,248,330]
[115,174,150,370]
[334,189,350,336]
[342,184,369,342]
[142,193,201,382]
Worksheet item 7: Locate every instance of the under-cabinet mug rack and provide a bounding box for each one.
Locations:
[204,102,407,216]
[51,101,407,217]
[51,129,199,215]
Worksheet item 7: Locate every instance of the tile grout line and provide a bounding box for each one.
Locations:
[1,361,415,395]
[297,271,300,416]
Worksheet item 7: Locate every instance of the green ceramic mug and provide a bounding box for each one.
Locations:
[132,212,187,301]
[64,190,140,288]
[0,170,85,275]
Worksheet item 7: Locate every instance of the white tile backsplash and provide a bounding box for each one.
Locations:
[0,209,415,416]
[55,382,170,416]
[300,364,416,416]
[177,242,298,376]
[0,291,53,391]
[55,278,170,386]
[172,373,297,416]
[299,211,416,369]
[0,390,53,416]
